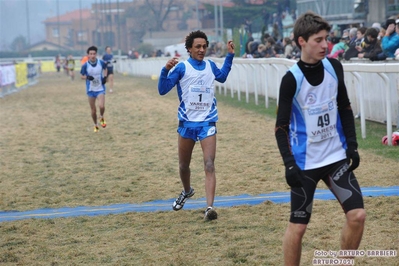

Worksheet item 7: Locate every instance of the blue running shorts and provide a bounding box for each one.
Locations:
[178,125,217,141]
[87,90,105,98]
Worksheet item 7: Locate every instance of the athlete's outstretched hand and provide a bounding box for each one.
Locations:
[346,146,360,172]
[86,75,94,81]
[165,57,179,70]
[227,40,235,54]
[284,160,305,188]
[101,77,107,85]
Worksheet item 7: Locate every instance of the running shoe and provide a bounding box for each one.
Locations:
[204,206,218,221]
[94,126,99,132]
[100,117,107,128]
[172,187,195,211]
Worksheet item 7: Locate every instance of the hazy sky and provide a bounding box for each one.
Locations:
[0,0,101,51]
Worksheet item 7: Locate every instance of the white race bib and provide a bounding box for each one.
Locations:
[304,99,338,142]
[186,84,213,111]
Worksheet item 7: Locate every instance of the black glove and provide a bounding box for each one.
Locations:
[101,77,107,85]
[346,145,360,172]
[112,60,117,63]
[284,159,305,188]
[86,75,94,81]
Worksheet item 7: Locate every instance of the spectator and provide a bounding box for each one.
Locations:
[264,37,277,58]
[272,22,282,42]
[244,32,254,54]
[328,31,349,59]
[356,27,367,46]
[347,27,358,47]
[253,44,267,58]
[327,30,336,54]
[371,22,381,32]
[261,33,271,45]
[357,27,384,61]
[283,37,293,58]
[243,40,260,58]
[290,40,301,59]
[344,27,367,60]
[80,54,89,65]
[274,39,285,55]
[37,60,42,74]
[244,18,252,33]
[381,18,399,58]
[262,9,270,28]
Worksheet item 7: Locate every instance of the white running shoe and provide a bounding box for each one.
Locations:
[172,187,195,211]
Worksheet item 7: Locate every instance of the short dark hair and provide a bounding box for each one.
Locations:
[384,19,396,29]
[87,46,97,54]
[185,30,209,52]
[365,27,379,39]
[358,27,368,35]
[293,11,331,50]
[266,36,275,45]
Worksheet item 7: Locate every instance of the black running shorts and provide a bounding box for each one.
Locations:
[289,159,364,224]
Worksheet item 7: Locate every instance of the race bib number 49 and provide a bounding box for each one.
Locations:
[305,100,337,142]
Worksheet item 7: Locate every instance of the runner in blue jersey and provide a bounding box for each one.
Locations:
[80,46,108,132]
[158,30,235,220]
[102,46,115,93]
[275,12,365,265]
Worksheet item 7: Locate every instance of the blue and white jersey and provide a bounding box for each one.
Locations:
[178,60,216,122]
[289,58,347,170]
[158,53,234,124]
[80,59,107,93]
[102,53,114,69]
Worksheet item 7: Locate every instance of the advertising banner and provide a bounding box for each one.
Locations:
[0,64,16,87]
[15,63,28,88]
[27,63,37,79]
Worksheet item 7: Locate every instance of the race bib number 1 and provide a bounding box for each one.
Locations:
[186,85,213,111]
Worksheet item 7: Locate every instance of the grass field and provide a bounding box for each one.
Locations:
[0,72,397,265]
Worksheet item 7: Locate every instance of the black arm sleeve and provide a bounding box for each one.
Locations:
[275,72,297,164]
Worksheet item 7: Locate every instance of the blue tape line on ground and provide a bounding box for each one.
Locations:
[0,186,397,222]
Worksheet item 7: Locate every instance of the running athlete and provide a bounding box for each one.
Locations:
[275,12,366,265]
[54,55,61,73]
[80,46,108,132]
[67,55,75,80]
[158,30,235,221]
[102,46,116,93]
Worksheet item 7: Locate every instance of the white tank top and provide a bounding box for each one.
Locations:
[87,60,103,92]
[289,59,347,170]
[179,60,215,121]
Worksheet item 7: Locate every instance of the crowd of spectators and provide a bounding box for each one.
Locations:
[241,31,300,60]
[240,15,399,63]
[326,17,399,62]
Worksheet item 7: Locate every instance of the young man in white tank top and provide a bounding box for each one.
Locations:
[275,12,366,265]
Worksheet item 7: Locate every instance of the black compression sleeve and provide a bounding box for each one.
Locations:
[275,72,297,163]
[339,108,358,148]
